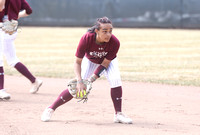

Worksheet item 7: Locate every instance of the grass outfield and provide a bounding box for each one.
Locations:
[4,27,200,86]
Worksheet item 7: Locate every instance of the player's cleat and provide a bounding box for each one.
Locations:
[0,89,11,100]
[114,112,133,124]
[41,107,54,122]
[30,79,43,94]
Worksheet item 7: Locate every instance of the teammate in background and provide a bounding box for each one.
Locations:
[41,17,132,124]
[0,0,43,100]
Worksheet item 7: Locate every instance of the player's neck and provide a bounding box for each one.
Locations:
[95,36,105,45]
[95,40,105,45]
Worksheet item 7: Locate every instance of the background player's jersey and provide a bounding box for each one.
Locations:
[0,11,3,22]
[76,32,120,64]
[0,0,32,22]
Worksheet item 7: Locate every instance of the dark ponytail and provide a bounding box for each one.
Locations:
[88,16,112,33]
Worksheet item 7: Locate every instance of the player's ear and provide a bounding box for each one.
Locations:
[94,28,98,33]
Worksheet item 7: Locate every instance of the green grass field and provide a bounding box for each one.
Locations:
[4,27,200,86]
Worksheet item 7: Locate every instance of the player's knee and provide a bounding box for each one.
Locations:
[110,78,122,88]
[4,52,20,67]
[7,60,19,67]
[0,61,3,67]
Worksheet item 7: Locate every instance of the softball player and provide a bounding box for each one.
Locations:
[0,0,43,100]
[41,17,132,124]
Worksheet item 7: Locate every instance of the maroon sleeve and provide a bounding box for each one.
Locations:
[21,0,32,14]
[8,0,20,20]
[105,36,120,60]
[0,11,4,22]
[75,34,88,58]
[7,0,32,20]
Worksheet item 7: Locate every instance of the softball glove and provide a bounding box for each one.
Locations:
[67,78,92,103]
[1,20,18,35]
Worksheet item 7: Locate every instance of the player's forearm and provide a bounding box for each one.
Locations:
[88,65,107,83]
[88,58,110,83]
[0,0,5,11]
[18,10,29,19]
[74,58,82,82]
[74,64,82,81]
[88,74,98,83]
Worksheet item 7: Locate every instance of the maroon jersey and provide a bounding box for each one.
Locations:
[76,32,120,64]
[0,11,3,22]
[0,0,32,22]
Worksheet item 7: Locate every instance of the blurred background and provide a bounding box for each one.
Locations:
[21,0,200,28]
[7,0,199,86]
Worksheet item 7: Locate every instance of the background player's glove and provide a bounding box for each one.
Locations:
[67,78,92,103]
[2,20,18,35]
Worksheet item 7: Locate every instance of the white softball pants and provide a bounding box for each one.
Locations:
[81,57,122,88]
[0,30,20,67]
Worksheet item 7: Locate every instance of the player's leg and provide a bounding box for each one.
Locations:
[0,66,10,100]
[0,30,10,100]
[3,33,42,94]
[50,56,98,109]
[81,57,98,79]
[41,57,97,122]
[104,58,122,113]
[0,66,4,90]
[0,30,4,91]
[41,88,73,122]
[14,62,43,94]
[47,57,98,110]
[104,58,132,124]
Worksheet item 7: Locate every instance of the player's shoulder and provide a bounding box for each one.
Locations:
[21,0,28,3]
[84,32,95,38]
[81,32,95,41]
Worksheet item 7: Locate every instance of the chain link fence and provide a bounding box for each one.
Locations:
[20,0,200,28]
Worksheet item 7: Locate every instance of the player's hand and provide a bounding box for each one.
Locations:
[76,80,86,94]
[67,79,92,102]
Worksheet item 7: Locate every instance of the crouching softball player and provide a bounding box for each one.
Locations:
[41,16,132,124]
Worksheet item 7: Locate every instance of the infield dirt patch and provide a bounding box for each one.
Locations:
[0,75,200,135]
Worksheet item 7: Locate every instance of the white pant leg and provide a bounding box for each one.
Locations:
[3,32,20,67]
[81,57,122,88]
[81,57,99,79]
[0,30,4,66]
[104,58,122,88]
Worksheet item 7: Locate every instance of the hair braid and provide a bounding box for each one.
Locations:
[88,16,112,33]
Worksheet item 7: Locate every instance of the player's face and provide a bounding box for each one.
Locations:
[95,23,113,44]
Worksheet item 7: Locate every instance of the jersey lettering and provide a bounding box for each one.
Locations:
[89,51,108,58]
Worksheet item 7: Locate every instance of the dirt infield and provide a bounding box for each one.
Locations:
[0,75,200,135]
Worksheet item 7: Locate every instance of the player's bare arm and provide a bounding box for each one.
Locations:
[18,10,29,19]
[0,0,5,11]
[74,57,86,92]
[18,0,32,19]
